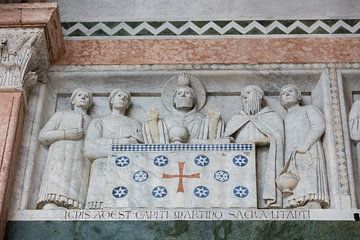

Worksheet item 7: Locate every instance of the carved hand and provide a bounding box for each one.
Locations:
[253,137,270,146]
[295,143,311,153]
[64,128,84,140]
[208,110,220,120]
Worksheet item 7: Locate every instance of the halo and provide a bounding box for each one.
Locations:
[161,74,207,112]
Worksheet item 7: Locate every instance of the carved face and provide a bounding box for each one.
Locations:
[111,91,130,110]
[241,86,262,115]
[72,90,91,109]
[173,87,195,110]
[280,85,301,108]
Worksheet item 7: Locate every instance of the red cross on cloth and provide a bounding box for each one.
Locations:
[162,161,200,193]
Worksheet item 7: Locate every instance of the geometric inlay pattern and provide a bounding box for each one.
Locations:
[63,19,360,38]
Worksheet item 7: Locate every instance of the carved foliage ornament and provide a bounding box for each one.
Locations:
[0,32,39,89]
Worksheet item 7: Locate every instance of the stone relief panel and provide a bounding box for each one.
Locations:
[37,89,93,210]
[9,67,352,215]
[337,69,360,208]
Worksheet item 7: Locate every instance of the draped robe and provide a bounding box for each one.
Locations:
[224,107,284,208]
[84,114,143,209]
[37,111,91,209]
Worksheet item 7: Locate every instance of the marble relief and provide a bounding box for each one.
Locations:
[37,89,93,210]
[33,74,333,210]
[84,89,143,209]
[224,85,284,208]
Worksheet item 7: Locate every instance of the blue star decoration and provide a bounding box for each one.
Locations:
[233,186,249,198]
[214,170,230,182]
[112,186,128,198]
[152,186,168,198]
[133,170,148,182]
[232,155,248,167]
[115,156,130,167]
[194,155,210,167]
[193,186,210,198]
[153,155,169,167]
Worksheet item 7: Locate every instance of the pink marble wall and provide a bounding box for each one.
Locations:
[56,37,360,65]
[0,92,24,239]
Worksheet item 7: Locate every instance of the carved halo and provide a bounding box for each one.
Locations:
[161,74,207,112]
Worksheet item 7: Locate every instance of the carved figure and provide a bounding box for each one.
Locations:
[143,74,224,144]
[279,84,329,209]
[37,89,93,209]
[85,89,143,209]
[224,85,284,208]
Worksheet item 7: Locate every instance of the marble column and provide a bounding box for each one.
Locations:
[0,3,63,239]
[0,91,24,237]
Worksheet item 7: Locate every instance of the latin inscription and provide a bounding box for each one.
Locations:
[64,209,310,221]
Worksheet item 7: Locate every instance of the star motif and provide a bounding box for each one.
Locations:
[133,170,148,182]
[233,155,248,167]
[214,170,230,182]
[115,156,130,167]
[194,155,210,167]
[112,186,128,198]
[233,186,249,198]
[194,186,210,198]
[153,155,169,167]
[152,186,167,198]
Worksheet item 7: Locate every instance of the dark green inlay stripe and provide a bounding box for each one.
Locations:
[147,21,164,28]
[62,22,77,30]
[289,27,308,34]
[103,22,120,29]
[268,27,286,34]
[169,21,188,28]
[246,27,263,35]
[125,22,143,28]
[343,19,360,27]
[321,19,338,27]
[202,27,221,35]
[192,21,209,28]
[223,28,242,35]
[180,28,199,35]
[90,29,108,36]
[81,22,99,29]
[235,20,253,27]
[300,20,317,27]
[135,29,154,36]
[214,21,232,28]
[112,29,132,36]
[311,27,329,34]
[68,29,86,37]
[333,26,352,34]
[257,20,273,27]
[158,29,177,36]
[277,20,296,27]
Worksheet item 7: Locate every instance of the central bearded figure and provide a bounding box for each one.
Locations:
[143,74,224,144]
[224,85,284,208]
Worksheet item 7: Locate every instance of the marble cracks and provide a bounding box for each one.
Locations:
[37,74,331,210]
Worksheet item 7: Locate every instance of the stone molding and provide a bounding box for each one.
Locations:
[0,3,64,63]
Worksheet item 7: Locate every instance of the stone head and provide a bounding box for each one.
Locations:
[241,85,264,115]
[173,74,196,111]
[280,84,302,108]
[70,88,93,111]
[109,88,131,111]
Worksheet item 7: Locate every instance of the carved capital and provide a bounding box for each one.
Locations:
[0,29,49,100]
